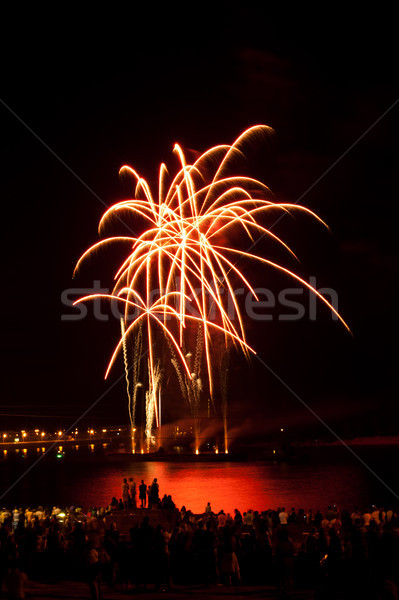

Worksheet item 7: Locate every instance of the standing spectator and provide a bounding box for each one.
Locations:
[203,520,218,585]
[217,510,227,530]
[153,524,171,590]
[121,479,129,512]
[325,506,336,521]
[128,478,136,509]
[34,507,44,522]
[12,508,20,532]
[234,509,243,525]
[139,480,147,508]
[370,505,381,525]
[288,508,297,524]
[243,510,253,527]
[149,478,160,508]
[279,507,288,526]
[325,527,343,597]
[362,508,372,527]
[219,526,240,586]
[24,508,33,527]
[313,510,323,528]
[305,508,313,525]
[350,506,362,524]
[86,541,101,600]
[135,516,154,589]
[71,521,87,578]
[303,528,319,583]
[275,528,295,599]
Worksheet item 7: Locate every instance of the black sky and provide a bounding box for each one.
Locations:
[1,4,398,439]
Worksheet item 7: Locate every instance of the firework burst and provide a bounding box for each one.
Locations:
[74,125,349,451]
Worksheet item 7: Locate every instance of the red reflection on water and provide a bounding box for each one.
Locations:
[79,460,369,514]
[2,446,395,512]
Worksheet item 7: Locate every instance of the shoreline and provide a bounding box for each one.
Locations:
[297,435,399,447]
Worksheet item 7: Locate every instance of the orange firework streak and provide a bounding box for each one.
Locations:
[74,125,350,449]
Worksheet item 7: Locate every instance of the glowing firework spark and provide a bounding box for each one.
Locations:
[145,359,161,452]
[120,317,132,427]
[74,125,350,451]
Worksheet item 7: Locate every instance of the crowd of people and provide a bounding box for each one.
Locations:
[110,476,176,512]
[0,483,398,599]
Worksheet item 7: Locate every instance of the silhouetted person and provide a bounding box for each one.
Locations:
[153,524,171,590]
[219,526,240,586]
[128,478,136,509]
[149,478,160,508]
[135,516,154,589]
[275,528,295,599]
[122,478,129,511]
[139,480,147,508]
[86,541,101,600]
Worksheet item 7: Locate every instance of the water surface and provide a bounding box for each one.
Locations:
[1,444,398,514]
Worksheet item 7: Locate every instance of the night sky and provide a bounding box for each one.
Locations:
[1,5,398,441]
